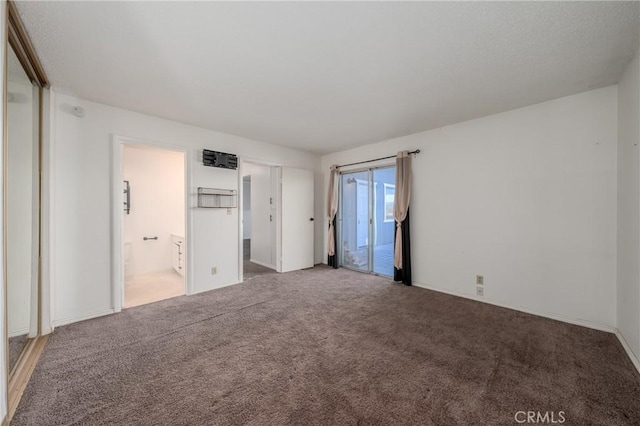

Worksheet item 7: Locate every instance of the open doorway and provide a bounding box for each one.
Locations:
[242,161,279,281]
[122,144,186,308]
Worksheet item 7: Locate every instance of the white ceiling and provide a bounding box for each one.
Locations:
[16,1,640,154]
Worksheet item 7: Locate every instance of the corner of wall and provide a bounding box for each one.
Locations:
[616,329,640,375]
[616,48,640,363]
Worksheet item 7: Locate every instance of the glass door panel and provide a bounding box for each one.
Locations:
[340,171,370,272]
[372,167,396,276]
[339,166,396,277]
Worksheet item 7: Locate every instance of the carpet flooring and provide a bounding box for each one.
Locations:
[243,238,278,280]
[12,266,640,425]
[244,260,277,281]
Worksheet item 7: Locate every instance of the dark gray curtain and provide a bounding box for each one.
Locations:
[393,209,411,285]
[328,217,338,268]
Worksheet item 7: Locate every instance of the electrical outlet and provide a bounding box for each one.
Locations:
[476,286,484,297]
[476,275,484,285]
[211,267,217,275]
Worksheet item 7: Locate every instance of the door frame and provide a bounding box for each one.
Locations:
[110,135,192,313]
[238,157,282,283]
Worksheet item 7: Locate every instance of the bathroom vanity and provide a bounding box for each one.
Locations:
[171,235,185,277]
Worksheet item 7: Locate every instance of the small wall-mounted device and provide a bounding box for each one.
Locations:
[72,106,86,117]
[203,149,238,170]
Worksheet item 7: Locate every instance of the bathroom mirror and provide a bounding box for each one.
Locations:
[6,41,40,375]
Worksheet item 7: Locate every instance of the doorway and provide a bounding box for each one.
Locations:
[121,144,186,308]
[339,166,396,276]
[242,161,279,280]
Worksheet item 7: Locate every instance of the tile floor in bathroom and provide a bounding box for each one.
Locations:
[124,270,185,308]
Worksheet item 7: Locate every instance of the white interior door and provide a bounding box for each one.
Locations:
[270,166,280,267]
[249,163,274,269]
[281,167,314,272]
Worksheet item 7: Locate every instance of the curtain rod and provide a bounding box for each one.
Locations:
[336,149,421,169]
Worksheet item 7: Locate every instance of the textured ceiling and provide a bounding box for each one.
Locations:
[15,1,640,154]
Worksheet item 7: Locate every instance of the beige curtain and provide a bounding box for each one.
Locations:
[393,151,412,269]
[327,165,339,256]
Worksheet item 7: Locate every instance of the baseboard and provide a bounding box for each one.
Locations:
[412,281,615,333]
[52,308,115,327]
[8,335,48,422]
[615,329,640,375]
[249,258,277,271]
[8,328,30,338]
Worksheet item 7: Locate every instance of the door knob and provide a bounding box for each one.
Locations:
[309,218,314,221]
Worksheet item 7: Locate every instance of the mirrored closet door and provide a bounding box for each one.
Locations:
[6,37,41,377]
[5,1,50,419]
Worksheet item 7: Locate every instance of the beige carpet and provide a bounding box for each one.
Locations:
[12,266,640,425]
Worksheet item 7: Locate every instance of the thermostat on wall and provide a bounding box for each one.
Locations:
[203,150,238,170]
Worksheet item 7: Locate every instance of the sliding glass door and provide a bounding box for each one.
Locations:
[340,171,370,272]
[339,166,395,276]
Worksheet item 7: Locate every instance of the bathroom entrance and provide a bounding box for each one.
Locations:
[121,144,186,308]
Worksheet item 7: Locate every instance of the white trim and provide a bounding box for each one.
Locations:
[238,162,244,283]
[110,135,192,314]
[412,280,616,333]
[383,182,395,223]
[29,84,39,339]
[52,309,115,328]
[273,165,282,273]
[8,329,29,339]
[110,140,123,312]
[615,329,640,375]
[40,88,54,335]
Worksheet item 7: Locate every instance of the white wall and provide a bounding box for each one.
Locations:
[243,162,273,268]
[617,50,640,361]
[322,86,618,329]
[6,79,35,337]
[51,92,319,326]
[123,144,184,277]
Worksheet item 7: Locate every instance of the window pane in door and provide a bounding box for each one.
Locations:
[373,167,395,276]
[340,171,370,272]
